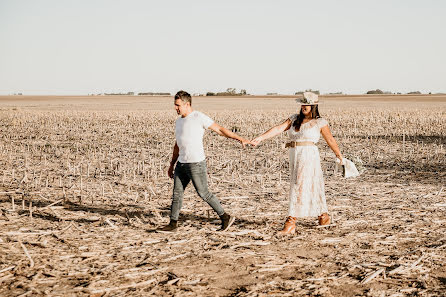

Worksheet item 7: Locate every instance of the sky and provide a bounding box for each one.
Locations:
[0,0,445,95]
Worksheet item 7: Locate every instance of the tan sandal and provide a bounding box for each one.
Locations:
[318,213,330,225]
[277,216,297,235]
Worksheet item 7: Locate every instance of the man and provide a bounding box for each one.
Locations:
[158,90,250,233]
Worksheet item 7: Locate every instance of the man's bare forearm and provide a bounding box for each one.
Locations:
[170,143,179,166]
[219,127,243,142]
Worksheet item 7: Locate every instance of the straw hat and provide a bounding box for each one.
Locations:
[335,158,360,178]
[296,92,319,105]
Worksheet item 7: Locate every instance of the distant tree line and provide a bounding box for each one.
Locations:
[206,88,248,96]
[366,89,387,94]
[104,92,135,96]
[366,89,426,95]
[138,92,171,96]
[101,92,171,96]
[92,89,440,97]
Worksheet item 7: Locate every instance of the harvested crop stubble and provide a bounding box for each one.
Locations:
[0,95,445,296]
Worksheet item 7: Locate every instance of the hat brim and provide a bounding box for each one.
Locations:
[295,100,321,105]
[295,98,321,105]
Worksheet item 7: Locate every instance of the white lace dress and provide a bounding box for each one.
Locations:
[287,115,329,218]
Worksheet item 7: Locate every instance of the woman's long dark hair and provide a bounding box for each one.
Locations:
[293,105,321,131]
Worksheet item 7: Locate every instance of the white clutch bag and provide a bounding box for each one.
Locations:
[335,158,360,178]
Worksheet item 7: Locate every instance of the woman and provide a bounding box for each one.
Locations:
[251,92,343,234]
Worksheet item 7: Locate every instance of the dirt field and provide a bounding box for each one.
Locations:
[0,95,445,296]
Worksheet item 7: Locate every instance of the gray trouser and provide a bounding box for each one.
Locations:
[170,160,225,221]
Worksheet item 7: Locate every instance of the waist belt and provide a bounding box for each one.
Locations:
[285,141,315,148]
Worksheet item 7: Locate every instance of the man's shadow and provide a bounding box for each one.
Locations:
[145,209,264,233]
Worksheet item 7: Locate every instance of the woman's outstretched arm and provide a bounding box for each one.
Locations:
[251,119,292,146]
[321,125,343,161]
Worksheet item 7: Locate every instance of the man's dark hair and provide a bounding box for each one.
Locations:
[174,90,192,106]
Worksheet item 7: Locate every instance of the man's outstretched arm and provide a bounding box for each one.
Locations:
[208,123,251,147]
[168,142,179,178]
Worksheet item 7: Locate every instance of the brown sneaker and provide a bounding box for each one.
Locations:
[277,216,297,235]
[318,213,330,226]
[219,213,235,231]
[156,220,178,233]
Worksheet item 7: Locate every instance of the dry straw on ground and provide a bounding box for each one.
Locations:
[0,95,445,296]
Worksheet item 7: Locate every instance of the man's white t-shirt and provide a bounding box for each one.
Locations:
[175,110,214,163]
